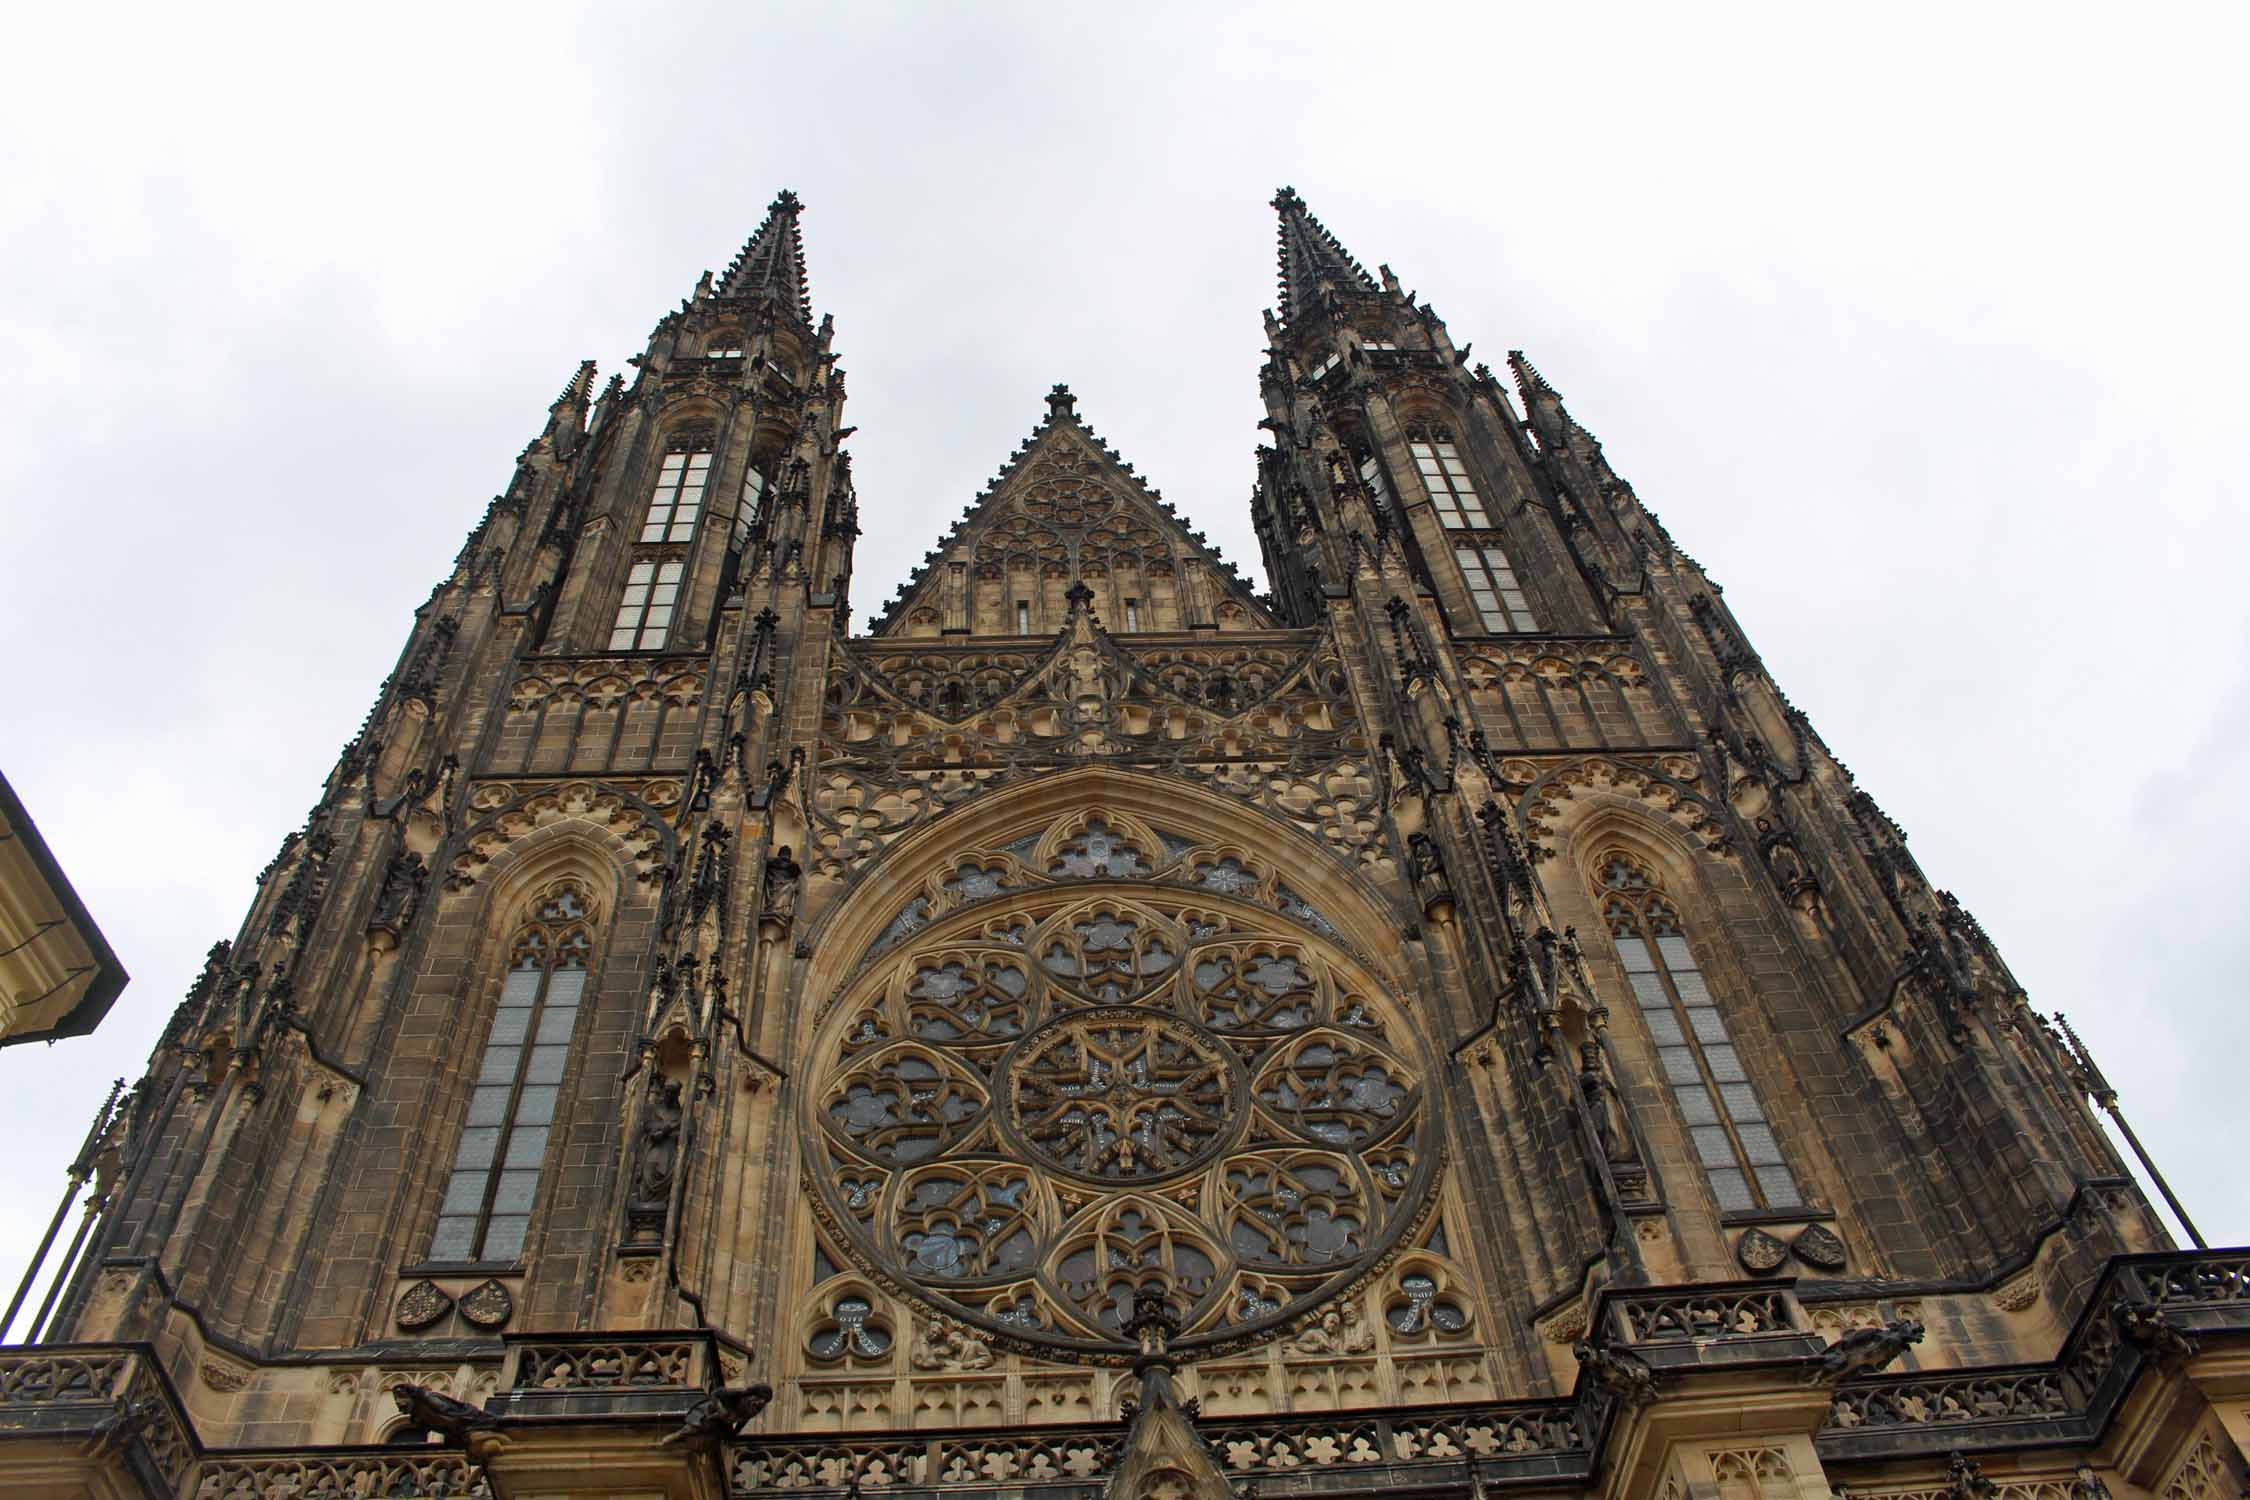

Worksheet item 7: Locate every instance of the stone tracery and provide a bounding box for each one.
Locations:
[804,807,1436,1358]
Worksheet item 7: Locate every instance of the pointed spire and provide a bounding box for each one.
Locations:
[1271,185,1376,324]
[1508,349,1562,404]
[551,359,597,411]
[718,189,813,325]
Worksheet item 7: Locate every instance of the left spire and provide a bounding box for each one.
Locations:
[717,189,814,326]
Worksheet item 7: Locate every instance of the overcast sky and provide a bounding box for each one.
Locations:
[3,4,2244,1323]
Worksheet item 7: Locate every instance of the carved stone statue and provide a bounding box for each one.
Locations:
[1805,1318,1924,1384]
[1577,1042,1629,1161]
[632,1079,686,1212]
[1571,1339,1659,1407]
[2112,1300,2199,1366]
[368,849,427,940]
[759,846,802,934]
[1291,1300,1374,1356]
[390,1383,497,1442]
[909,1315,995,1372]
[658,1383,773,1448]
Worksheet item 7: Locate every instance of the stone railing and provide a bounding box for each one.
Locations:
[192,1449,487,1499]
[1604,1282,1807,1344]
[727,1399,1593,1497]
[0,1342,197,1495]
[1591,1279,1824,1379]
[490,1328,751,1421]
[1816,1249,2250,1459]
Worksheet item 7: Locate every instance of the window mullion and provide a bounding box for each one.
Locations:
[472,962,550,1259]
[1640,907,1767,1208]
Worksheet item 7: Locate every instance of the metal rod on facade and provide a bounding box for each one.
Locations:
[24,1200,101,1344]
[2103,1105,2205,1250]
[2055,1015,2205,1250]
[0,1077,122,1343]
[0,1183,82,1343]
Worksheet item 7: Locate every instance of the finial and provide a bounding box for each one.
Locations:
[1271,186,1302,212]
[770,188,802,214]
[1046,383,1077,420]
[1065,580,1095,613]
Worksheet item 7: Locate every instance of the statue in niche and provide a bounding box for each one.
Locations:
[368,849,427,940]
[632,1078,685,1214]
[1577,1041,1630,1161]
[759,846,801,935]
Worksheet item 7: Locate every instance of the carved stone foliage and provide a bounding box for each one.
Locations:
[844,807,1357,985]
[446,779,676,890]
[805,821,1438,1361]
[968,452,1171,578]
[195,1454,489,1499]
[812,636,1392,882]
[1512,755,1730,858]
[729,1401,1587,1493]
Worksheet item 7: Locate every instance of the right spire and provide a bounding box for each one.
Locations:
[1271,185,1377,324]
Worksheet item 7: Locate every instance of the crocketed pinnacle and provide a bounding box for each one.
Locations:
[551,359,597,409]
[719,189,814,324]
[1271,185,1375,324]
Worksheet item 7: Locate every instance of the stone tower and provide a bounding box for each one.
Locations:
[2,190,2241,1500]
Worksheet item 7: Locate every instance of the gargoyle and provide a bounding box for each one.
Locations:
[1805,1318,1924,1384]
[659,1384,774,1448]
[1571,1338,1660,1407]
[2112,1300,2199,1367]
[390,1383,498,1442]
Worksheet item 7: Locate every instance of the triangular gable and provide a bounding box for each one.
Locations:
[869,386,1272,638]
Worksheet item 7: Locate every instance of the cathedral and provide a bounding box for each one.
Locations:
[1,189,2241,1500]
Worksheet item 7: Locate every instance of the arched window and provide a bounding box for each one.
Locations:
[430,884,595,1262]
[1455,543,1539,632]
[1352,444,1396,522]
[1405,424,1490,529]
[1599,855,1801,1213]
[704,332,744,359]
[639,439,712,544]
[732,461,769,552]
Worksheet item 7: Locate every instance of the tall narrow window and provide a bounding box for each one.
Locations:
[732,463,769,551]
[1356,449,1396,521]
[1408,428,1491,528]
[1600,856,1802,1213]
[640,447,711,543]
[1124,598,1141,631]
[1016,601,1032,634]
[432,886,593,1263]
[610,560,684,651]
[1456,544,1539,632]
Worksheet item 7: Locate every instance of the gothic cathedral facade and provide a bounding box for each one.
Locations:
[3,191,2242,1500]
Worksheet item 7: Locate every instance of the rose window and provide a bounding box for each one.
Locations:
[805,812,1437,1359]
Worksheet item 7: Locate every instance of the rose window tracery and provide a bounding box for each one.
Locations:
[805,808,1438,1358]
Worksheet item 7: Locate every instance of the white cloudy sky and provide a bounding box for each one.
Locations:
[2,4,2244,1323]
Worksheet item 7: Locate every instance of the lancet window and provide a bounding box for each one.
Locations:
[640,444,712,544]
[1406,426,1490,528]
[609,559,684,652]
[431,884,596,1262]
[1455,543,1539,633]
[732,462,770,551]
[1355,447,1397,522]
[1599,855,1801,1213]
